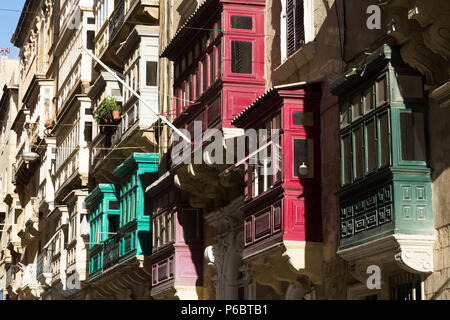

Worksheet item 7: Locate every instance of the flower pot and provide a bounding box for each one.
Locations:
[100,125,106,133]
[112,110,120,120]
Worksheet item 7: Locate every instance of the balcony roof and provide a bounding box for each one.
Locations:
[85,184,118,208]
[113,153,159,180]
[231,80,322,126]
[116,25,159,62]
[160,0,220,60]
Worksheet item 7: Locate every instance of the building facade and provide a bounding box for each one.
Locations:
[0,0,449,300]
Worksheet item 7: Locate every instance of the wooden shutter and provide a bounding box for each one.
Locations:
[287,0,305,56]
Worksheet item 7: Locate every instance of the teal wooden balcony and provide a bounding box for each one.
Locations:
[87,153,158,282]
[86,184,120,279]
[331,45,435,273]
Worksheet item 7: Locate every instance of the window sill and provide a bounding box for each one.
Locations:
[273,42,316,82]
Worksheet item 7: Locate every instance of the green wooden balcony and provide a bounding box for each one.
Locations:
[331,45,435,273]
[87,153,158,280]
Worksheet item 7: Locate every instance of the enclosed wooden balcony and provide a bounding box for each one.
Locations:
[330,45,435,274]
[145,173,203,299]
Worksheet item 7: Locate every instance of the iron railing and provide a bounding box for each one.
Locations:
[109,1,125,42]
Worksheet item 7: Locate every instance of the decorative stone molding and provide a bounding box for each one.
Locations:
[429,82,450,108]
[385,1,450,88]
[394,235,435,273]
[338,234,435,274]
[204,197,246,299]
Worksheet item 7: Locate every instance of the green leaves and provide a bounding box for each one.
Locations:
[94,96,121,124]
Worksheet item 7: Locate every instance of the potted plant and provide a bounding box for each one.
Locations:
[94,96,121,132]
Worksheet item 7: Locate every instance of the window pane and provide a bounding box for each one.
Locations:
[231,16,253,30]
[340,103,351,128]
[293,139,307,177]
[352,95,362,120]
[210,49,215,84]
[377,76,388,106]
[293,112,313,126]
[188,74,193,103]
[364,86,374,113]
[354,128,363,179]
[216,43,221,79]
[146,61,157,86]
[274,113,281,129]
[366,120,377,172]
[342,135,352,184]
[195,67,200,98]
[379,112,390,167]
[231,41,252,74]
[400,113,426,161]
[202,59,207,91]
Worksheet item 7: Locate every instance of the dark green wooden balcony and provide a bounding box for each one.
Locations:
[331,45,435,272]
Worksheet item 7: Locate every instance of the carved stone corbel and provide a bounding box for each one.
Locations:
[387,7,446,86]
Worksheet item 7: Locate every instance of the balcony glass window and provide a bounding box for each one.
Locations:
[377,76,388,106]
[231,41,252,74]
[342,134,352,185]
[202,58,208,92]
[353,127,363,179]
[400,112,426,162]
[216,42,221,79]
[195,67,200,99]
[365,119,377,173]
[248,113,282,198]
[146,61,157,86]
[231,16,253,30]
[379,112,390,166]
[210,49,215,85]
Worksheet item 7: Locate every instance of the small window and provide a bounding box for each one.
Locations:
[86,31,95,50]
[352,95,362,120]
[231,16,253,30]
[231,41,252,74]
[87,17,95,24]
[202,59,208,91]
[353,128,363,179]
[146,61,157,86]
[210,49,215,84]
[379,112,390,166]
[216,43,221,79]
[377,76,388,106]
[400,113,426,161]
[293,112,313,126]
[364,87,374,113]
[340,103,351,128]
[365,120,377,172]
[293,139,307,178]
[108,215,119,233]
[195,67,200,98]
[343,137,352,184]
[84,122,92,142]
